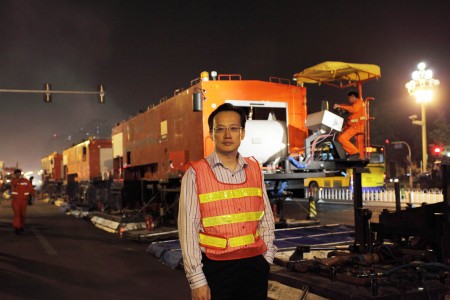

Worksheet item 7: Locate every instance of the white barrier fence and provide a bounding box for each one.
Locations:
[317,188,444,205]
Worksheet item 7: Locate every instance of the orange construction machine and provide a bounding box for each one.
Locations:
[110,64,379,217]
[40,152,64,199]
[42,62,381,223]
[41,152,63,182]
[112,73,308,182]
[62,137,112,207]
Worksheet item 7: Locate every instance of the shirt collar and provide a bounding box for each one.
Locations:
[208,151,248,170]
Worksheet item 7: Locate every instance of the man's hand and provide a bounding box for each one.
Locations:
[192,284,211,300]
[333,103,340,109]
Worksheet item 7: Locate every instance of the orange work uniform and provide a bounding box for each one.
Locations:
[337,98,365,157]
[11,177,34,230]
[190,157,267,261]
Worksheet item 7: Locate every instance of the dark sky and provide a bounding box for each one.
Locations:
[0,0,449,175]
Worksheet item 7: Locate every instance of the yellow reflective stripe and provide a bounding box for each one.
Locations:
[229,233,255,247]
[199,232,259,249]
[199,233,227,249]
[351,117,366,123]
[199,188,262,204]
[202,211,264,227]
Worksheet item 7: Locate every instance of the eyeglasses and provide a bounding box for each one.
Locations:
[213,126,242,134]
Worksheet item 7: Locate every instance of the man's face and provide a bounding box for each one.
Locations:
[348,95,357,103]
[14,172,21,178]
[210,111,245,156]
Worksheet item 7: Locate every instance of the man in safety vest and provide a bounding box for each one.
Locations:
[333,91,365,160]
[11,169,35,234]
[178,103,277,300]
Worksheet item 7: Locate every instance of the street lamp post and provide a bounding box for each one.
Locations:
[405,62,439,173]
[392,141,413,188]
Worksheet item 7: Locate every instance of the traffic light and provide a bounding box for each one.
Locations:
[431,145,444,156]
[98,85,105,103]
[43,83,52,103]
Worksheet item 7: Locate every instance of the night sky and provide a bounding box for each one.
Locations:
[0,0,449,177]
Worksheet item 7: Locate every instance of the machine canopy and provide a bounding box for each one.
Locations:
[293,61,381,88]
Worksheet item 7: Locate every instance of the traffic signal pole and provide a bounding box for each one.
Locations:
[392,141,413,188]
[0,84,105,103]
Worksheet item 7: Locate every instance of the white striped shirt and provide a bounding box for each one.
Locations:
[178,152,277,290]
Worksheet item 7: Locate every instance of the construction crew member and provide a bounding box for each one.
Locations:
[11,169,34,234]
[178,103,277,300]
[334,91,365,159]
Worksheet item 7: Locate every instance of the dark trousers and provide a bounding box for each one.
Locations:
[202,254,270,300]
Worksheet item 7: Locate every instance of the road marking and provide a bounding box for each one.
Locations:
[31,228,58,256]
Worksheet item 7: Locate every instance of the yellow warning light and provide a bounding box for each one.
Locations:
[366,147,375,153]
[200,71,209,81]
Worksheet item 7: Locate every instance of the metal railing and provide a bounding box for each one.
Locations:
[318,188,443,205]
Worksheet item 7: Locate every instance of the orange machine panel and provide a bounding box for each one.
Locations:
[63,138,112,181]
[198,79,308,155]
[112,75,307,182]
[41,152,63,181]
[112,93,203,181]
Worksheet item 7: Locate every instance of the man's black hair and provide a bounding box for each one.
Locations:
[347,91,359,98]
[14,169,21,174]
[208,103,247,132]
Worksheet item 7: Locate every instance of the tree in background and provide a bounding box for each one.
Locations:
[429,112,450,146]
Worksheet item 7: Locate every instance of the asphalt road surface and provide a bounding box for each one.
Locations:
[0,199,191,300]
[0,197,388,300]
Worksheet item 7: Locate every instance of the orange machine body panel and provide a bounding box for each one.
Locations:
[199,79,308,156]
[63,138,112,181]
[41,152,63,181]
[112,75,307,182]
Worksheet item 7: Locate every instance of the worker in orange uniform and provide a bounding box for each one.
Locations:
[334,91,365,160]
[11,169,35,234]
[178,103,277,300]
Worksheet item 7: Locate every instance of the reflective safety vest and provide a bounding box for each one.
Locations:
[340,98,366,133]
[11,178,34,201]
[191,157,267,261]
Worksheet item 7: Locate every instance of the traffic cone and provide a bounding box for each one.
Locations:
[119,225,126,238]
[145,214,155,232]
